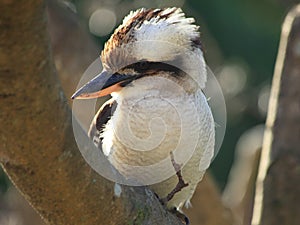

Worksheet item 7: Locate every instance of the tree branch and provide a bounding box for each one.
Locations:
[0,1,237,224]
[252,4,300,225]
[0,1,184,224]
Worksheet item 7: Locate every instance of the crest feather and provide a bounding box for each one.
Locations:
[101,8,206,89]
[102,8,201,55]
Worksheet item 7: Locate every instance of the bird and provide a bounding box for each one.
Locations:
[72,7,215,218]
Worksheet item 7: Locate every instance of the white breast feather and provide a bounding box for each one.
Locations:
[100,75,215,208]
[98,8,215,208]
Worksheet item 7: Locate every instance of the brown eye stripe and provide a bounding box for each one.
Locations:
[124,61,183,75]
[117,61,185,88]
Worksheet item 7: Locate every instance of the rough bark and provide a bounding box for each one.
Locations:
[0,1,232,225]
[252,4,300,225]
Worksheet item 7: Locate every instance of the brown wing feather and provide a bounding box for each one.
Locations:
[88,98,117,148]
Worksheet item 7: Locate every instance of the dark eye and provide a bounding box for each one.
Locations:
[137,61,150,70]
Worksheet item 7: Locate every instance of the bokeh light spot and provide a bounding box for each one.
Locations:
[89,8,116,37]
[258,84,271,116]
[218,64,247,97]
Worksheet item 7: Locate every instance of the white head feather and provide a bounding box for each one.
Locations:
[102,8,207,89]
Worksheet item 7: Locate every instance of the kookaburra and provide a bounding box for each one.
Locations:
[72,7,215,213]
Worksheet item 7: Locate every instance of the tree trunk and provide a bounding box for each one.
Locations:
[252,4,300,225]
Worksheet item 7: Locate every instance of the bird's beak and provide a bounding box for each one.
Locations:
[71,70,134,99]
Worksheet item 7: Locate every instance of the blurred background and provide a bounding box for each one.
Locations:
[0,0,294,224]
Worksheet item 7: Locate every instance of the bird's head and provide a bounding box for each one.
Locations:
[72,8,207,100]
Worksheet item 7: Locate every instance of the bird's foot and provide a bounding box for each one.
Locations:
[160,152,189,204]
[170,207,190,225]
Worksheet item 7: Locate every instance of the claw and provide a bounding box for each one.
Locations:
[170,207,190,225]
[160,152,189,203]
